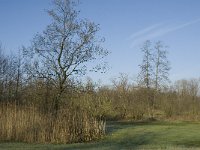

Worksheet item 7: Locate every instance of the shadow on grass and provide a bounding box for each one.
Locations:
[61,120,169,150]
[105,119,188,134]
[60,132,155,150]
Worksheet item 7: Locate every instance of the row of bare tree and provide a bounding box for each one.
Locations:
[93,75,200,121]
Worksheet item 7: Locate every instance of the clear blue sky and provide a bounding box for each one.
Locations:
[0,0,200,84]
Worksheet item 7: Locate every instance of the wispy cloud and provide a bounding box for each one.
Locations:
[129,23,164,39]
[129,18,200,48]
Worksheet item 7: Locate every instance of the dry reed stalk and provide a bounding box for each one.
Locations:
[0,103,105,143]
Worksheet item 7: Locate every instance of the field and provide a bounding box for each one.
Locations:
[1,121,200,150]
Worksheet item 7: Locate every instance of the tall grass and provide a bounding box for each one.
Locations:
[0,103,105,143]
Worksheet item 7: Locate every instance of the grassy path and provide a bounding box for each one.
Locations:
[1,121,200,149]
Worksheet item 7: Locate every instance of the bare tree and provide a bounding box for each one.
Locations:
[23,0,108,113]
[137,40,171,118]
[138,40,154,89]
[14,50,24,104]
[0,44,7,101]
[154,41,170,90]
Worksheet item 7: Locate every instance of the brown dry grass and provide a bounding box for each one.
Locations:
[0,103,105,143]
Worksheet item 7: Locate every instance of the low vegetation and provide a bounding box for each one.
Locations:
[1,121,200,149]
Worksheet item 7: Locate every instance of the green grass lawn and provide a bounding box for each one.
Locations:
[1,121,200,150]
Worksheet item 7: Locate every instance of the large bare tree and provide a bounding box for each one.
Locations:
[138,40,154,89]
[138,40,170,118]
[23,0,108,112]
[154,41,170,90]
